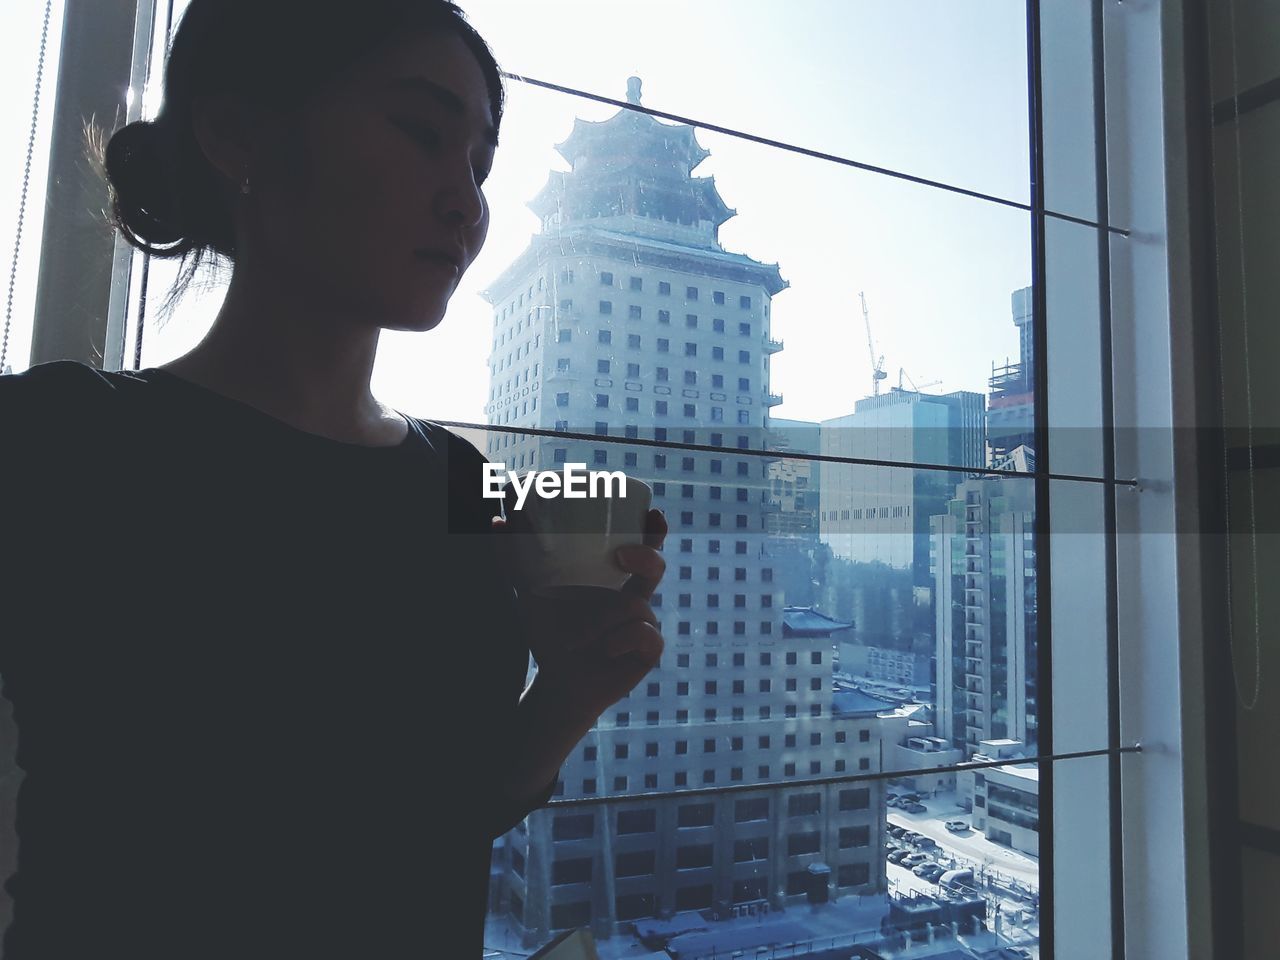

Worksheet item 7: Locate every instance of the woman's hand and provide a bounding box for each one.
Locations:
[494,509,668,724]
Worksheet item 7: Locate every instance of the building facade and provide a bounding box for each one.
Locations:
[480,78,885,943]
[930,475,1037,753]
[818,388,985,576]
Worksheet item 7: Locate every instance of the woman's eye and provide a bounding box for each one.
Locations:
[396,119,441,148]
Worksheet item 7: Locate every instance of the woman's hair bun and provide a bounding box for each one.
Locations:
[102,118,188,254]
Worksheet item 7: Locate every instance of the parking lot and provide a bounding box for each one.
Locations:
[884,790,1040,892]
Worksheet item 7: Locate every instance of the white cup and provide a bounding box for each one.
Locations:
[501,469,652,595]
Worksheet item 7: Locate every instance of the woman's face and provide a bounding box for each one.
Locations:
[251,31,497,332]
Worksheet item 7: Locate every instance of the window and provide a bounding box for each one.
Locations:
[598,329,612,343]
[628,304,642,320]
[595,394,608,408]
[657,338,669,353]
[597,359,610,374]
[98,10,1195,953]
[627,333,641,349]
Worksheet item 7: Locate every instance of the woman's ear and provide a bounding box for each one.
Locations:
[190,93,258,190]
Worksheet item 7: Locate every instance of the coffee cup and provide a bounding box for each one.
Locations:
[500,467,652,595]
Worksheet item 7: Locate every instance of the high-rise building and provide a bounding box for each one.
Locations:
[987,286,1035,465]
[929,473,1037,753]
[818,388,985,575]
[764,418,820,537]
[480,78,885,944]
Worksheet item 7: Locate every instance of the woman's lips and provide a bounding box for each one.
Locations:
[414,250,460,275]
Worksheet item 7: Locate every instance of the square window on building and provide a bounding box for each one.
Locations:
[646,711,659,726]
[658,281,671,296]
[677,622,690,635]
[626,362,640,379]
[713,318,725,333]
[584,778,597,793]
[557,330,572,346]
[686,286,699,300]
[598,329,612,343]
[676,709,688,724]
[553,448,567,463]
[703,738,716,753]
[710,460,723,475]
[835,731,846,744]
[600,271,614,286]
[683,370,697,386]
[599,301,613,315]
[658,338,670,353]
[860,729,871,743]
[810,677,821,691]
[626,398,639,413]
[785,705,797,717]
[629,276,642,291]
[704,708,716,721]
[737,410,751,426]
[810,761,821,775]
[685,343,697,358]
[758,765,770,778]
[738,350,750,364]
[597,359,611,374]
[784,733,796,748]
[859,757,871,771]
[628,305,642,320]
[677,653,689,667]
[784,763,796,777]
[613,775,627,790]
[712,346,724,361]
[675,771,687,786]
[679,566,692,580]
[658,309,670,324]
[556,393,569,407]
[738,322,751,336]
[616,712,630,726]
[711,406,723,422]
[676,740,688,754]
[593,450,607,465]
[702,770,716,784]
[706,621,719,635]
[713,291,725,305]
[677,681,689,696]
[627,334,641,349]
[615,744,629,760]
[644,773,658,789]
[556,357,570,373]
[595,394,609,408]
[680,511,693,526]
[759,679,771,693]
[678,594,691,607]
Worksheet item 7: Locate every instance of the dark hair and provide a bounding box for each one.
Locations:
[91,0,503,314]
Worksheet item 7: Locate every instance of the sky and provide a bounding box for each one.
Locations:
[0,0,1032,425]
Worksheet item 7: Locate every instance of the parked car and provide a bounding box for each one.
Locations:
[945,819,970,833]
[887,826,905,839]
[915,837,940,851]
[901,853,931,868]
[940,868,976,892]
[901,831,921,843]
[887,849,911,864]
[886,797,902,809]
[897,793,920,804]
[920,863,947,882]
[902,801,928,814]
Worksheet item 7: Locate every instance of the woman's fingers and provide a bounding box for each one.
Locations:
[602,620,664,666]
[619,512,668,598]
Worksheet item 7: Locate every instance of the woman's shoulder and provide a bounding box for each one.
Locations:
[0,360,134,442]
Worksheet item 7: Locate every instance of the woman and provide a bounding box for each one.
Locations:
[0,1,665,955]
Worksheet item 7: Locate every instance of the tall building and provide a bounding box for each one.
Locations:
[818,388,985,575]
[929,472,1037,752]
[480,78,885,944]
[987,286,1035,465]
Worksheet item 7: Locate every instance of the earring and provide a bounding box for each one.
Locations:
[240,174,251,196]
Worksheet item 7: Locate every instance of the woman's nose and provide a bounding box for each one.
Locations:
[435,169,486,229]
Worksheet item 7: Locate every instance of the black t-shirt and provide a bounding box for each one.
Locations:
[0,360,552,958]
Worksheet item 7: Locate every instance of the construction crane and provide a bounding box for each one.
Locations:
[859,291,887,397]
[898,368,941,393]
